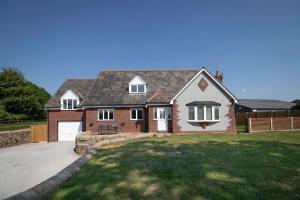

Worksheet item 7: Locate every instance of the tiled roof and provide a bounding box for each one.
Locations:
[83,69,199,106]
[45,79,96,108]
[237,99,296,110]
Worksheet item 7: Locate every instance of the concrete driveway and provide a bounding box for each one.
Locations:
[0,142,80,200]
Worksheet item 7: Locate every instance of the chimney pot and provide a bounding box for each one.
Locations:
[215,70,223,83]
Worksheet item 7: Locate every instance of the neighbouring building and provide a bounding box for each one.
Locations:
[45,67,238,141]
[236,99,296,113]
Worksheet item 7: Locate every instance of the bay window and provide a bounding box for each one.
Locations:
[188,106,220,121]
[98,109,114,120]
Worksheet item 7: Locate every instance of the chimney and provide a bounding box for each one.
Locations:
[215,71,223,83]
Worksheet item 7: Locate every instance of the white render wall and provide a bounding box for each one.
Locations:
[175,72,232,131]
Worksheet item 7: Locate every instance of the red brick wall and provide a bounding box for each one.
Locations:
[148,106,173,133]
[85,108,146,133]
[48,110,85,142]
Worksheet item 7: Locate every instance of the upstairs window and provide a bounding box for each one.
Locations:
[129,76,146,94]
[130,84,145,93]
[60,90,79,110]
[62,99,78,110]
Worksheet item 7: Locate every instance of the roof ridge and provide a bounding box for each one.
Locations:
[99,67,204,75]
[66,78,95,80]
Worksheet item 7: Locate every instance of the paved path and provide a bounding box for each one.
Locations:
[0,142,80,200]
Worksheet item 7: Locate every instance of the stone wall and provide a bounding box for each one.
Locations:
[0,129,31,148]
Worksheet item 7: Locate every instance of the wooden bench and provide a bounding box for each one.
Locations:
[97,123,124,135]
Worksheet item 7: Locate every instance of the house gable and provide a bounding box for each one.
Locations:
[170,68,238,104]
[174,71,236,132]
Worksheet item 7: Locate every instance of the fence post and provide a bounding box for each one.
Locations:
[270,118,273,131]
[248,118,252,133]
[291,117,294,132]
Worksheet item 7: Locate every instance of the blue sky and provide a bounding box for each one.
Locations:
[0,0,299,100]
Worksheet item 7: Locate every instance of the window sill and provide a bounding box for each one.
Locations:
[61,109,78,111]
[188,120,220,122]
[130,119,144,121]
[97,120,115,121]
[153,119,172,121]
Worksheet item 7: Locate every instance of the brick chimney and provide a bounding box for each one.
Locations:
[215,71,223,83]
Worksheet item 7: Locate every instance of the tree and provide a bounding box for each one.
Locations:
[291,103,300,110]
[0,67,50,120]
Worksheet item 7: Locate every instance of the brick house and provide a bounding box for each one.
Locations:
[45,68,238,141]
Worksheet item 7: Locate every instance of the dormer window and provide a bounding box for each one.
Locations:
[129,76,146,94]
[60,90,80,110]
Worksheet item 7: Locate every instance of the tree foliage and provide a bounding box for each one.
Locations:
[291,103,300,110]
[0,67,50,120]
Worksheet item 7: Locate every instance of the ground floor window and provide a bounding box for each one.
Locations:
[188,106,220,121]
[98,109,114,120]
[131,108,143,120]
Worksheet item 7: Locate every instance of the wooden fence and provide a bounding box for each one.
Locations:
[30,124,48,143]
[236,110,300,125]
[247,117,300,133]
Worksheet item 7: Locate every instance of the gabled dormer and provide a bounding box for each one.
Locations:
[60,90,80,110]
[129,76,146,94]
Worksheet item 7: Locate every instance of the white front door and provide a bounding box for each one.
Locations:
[157,107,168,132]
[58,121,82,141]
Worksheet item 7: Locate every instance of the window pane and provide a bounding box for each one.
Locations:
[214,107,220,120]
[131,85,137,92]
[63,100,67,109]
[188,107,194,120]
[68,99,72,109]
[137,109,143,119]
[99,110,103,120]
[197,106,204,120]
[154,108,157,119]
[109,109,114,120]
[131,109,136,119]
[138,84,145,93]
[104,110,108,119]
[160,110,166,119]
[206,106,212,120]
[73,100,77,109]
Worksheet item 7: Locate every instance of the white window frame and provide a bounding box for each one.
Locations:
[61,99,78,110]
[129,84,146,94]
[188,106,220,122]
[153,107,172,120]
[130,108,144,120]
[129,76,147,94]
[98,109,114,121]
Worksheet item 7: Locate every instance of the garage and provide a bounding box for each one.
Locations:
[58,121,82,141]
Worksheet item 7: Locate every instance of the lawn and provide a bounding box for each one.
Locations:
[47,131,300,200]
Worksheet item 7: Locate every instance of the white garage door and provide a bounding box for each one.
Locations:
[58,121,82,141]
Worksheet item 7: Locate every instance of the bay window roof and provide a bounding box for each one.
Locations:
[186,101,221,107]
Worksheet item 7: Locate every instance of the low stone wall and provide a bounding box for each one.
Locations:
[0,129,31,148]
[75,132,165,155]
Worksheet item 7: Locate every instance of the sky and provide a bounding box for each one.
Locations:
[0,0,299,101]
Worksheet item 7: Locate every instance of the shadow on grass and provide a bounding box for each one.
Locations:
[47,134,300,200]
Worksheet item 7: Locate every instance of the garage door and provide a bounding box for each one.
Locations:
[58,122,82,141]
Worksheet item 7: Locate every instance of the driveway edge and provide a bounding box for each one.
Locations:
[5,147,97,200]
[5,133,160,200]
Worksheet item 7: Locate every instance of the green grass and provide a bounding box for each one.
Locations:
[0,121,47,132]
[47,132,300,200]
[236,125,246,133]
